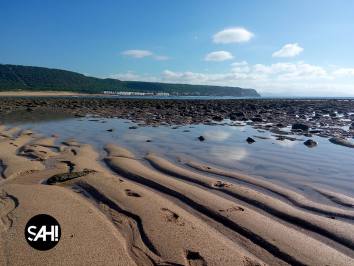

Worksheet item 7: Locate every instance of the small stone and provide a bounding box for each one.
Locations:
[304,139,317,148]
[246,137,255,144]
[198,136,205,141]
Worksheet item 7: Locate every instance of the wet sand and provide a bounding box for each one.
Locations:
[1,125,354,265]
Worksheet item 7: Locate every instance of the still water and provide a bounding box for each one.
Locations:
[3,113,354,200]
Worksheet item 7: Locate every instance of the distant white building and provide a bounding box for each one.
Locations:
[103,91,170,96]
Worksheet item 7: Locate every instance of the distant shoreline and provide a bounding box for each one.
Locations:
[0,91,92,97]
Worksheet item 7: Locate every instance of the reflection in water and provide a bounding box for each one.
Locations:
[203,130,232,141]
[209,146,248,162]
[274,139,299,148]
[2,116,354,197]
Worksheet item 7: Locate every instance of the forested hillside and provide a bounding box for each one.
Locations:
[0,64,260,96]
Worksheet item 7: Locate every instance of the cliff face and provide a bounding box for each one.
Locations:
[0,64,260,97]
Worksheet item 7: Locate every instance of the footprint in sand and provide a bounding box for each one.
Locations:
[125,189,141,198]
[0,190,18,232]
[161,208,185,226]
[185,250,207,266]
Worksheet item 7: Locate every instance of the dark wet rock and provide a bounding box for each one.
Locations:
[129,126,138,129]
[292,123,309,131]
[251,117,263,122]
[274,135,302,141]
[1,98,354,139]
[304,139,317,147]
[47,169,96,185]
[198,136,205,141]
[212,115,223,122]
[106,128,114,132]
[213,181,231,188]
[309,129,322,134]
[229,112,245,120]
[246,137,255,144]
[329,137,354,148]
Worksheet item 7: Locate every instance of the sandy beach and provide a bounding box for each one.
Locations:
[0,91,90,97]
[1,124,353,266]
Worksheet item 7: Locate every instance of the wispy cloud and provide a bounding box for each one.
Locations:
[272,43,304,58]
[121,49,169,60]
[121,49,153,58]
[204,51,233,61]
[213,27,254,44]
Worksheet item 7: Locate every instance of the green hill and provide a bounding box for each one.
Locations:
[0,64,260,97]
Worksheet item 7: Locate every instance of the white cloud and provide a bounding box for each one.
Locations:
[272,43,304,58]
[205,51,234,61]
[231,61,248,67]
[213,27,254,44]
[231,61,250,73]
[252,62,328,80]
[332,68,354,77]
[122,49,169,60]
[122,49,153,58]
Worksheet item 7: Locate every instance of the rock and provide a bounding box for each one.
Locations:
[329,137,354,148]
[47,169,96,185]
[246,137,255,144]
[251,117,263,122]
[309,129,322,134]
[129,126,138,129]
[198,136,205,141]
[106,128,114,132]
[229,112,245,120]
[212,115,223,122]
[292,123,309,131]
[304,139,317,147]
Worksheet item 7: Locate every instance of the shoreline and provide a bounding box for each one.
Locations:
[0,97,353,139]
[0,125,354,265]
[0,91,93,97]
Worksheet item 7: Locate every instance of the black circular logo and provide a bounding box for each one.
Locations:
[25,214,61,251]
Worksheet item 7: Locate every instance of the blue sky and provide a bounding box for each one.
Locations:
[1,0,354,96]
